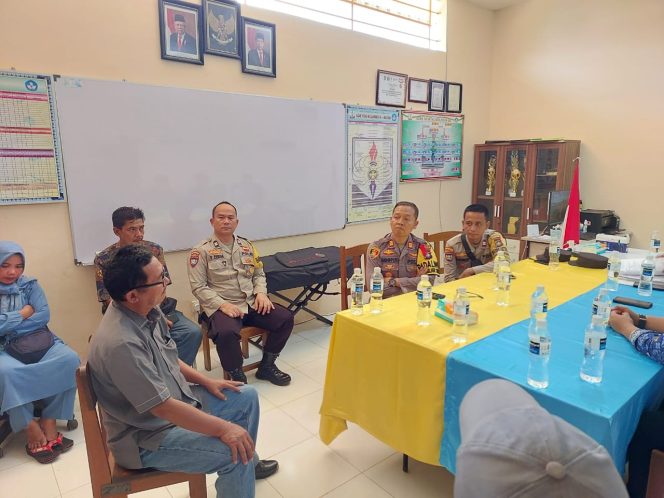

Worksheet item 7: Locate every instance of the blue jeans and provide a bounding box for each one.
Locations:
[140,385,259,498]
[170,311,202,366]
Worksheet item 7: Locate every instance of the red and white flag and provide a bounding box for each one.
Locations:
[562,158,580,248]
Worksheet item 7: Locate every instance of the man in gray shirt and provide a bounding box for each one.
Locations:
[88,244,278,497]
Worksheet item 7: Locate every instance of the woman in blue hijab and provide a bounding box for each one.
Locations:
[0,241,80,463]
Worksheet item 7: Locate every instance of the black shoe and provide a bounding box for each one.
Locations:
[255,352,291,386]
[255,459,279,479]
[227,368,247,383]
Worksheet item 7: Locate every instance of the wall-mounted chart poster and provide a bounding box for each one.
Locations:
[0,72,65,204]
[400,111,463,181]
[346,105,400,224]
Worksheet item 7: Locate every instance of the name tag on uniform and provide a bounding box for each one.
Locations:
[241,255,254,265]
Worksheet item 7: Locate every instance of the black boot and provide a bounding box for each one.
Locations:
[255,459,279,479]
[255,352,291,386]
[227,368,247,383]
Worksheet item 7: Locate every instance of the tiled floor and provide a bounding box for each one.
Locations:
[0,318,455,497]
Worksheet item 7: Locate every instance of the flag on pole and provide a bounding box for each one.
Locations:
[562,158,580,248]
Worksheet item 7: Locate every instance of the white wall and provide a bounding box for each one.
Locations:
[488,0,664,246]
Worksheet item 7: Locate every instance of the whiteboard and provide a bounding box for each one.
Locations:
[53,77,346,265]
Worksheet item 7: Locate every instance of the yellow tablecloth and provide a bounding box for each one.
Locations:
[319,260,608,465]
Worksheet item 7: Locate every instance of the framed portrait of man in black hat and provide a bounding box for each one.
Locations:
[159,0,204,64]
[241,18,276,77]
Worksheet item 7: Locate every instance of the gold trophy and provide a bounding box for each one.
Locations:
[507,216,520,235]
[508,151,521,197]
[485,155,496,195]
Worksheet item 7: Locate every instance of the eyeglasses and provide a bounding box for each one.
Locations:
[134,269,168,290]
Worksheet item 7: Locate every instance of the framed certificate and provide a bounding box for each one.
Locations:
[408,77,429,104]
[428,79,446,112]
[445,82,463,113]
[376,70,407,108]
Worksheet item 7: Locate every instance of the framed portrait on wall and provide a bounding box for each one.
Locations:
[241,18,276,77]
[159,0,204,64]
[445,82,463,113]
[428,80,446,111]
[204,0,241,58]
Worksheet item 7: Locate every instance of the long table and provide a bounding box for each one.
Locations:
[319,260,664,468]
[441,283,664,473]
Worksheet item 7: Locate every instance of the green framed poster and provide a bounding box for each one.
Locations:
[401,111,463,181]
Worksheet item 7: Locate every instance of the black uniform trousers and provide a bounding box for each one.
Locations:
[207,303,293,371]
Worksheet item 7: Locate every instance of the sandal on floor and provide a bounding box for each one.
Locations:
[26,443,58,464]
[49,432,74,454]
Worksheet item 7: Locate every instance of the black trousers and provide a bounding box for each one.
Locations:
[207,304,293,371]
[627,404,664,497]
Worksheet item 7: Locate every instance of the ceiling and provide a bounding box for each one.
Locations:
[463,0,527,10]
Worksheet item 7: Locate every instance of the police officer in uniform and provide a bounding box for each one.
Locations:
[188,201,293,386]
[444,203,507,282]
[366,201,437,299]
[94,207,202,366]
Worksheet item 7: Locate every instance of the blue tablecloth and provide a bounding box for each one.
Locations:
[440,283,664,473]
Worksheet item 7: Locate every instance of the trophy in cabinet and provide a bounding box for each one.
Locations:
[507,216,520,235]
[508,151,521,198]
[485,155,496,195]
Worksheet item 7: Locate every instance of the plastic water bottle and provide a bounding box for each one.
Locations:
[492,249,508,290]
[548,240,560,270]
[651,230,661,254]
[606,253,621,291]
[528,318,550,389]
[580,317,607,383]
[496,259,511,307]
[591,287,611,326]
[638,252,655,297]
[530,285,548,322]
[350,268,364,315]
[370,267,384,314]
[549,227,562,270]
[451,287,470,344]
[416,275,432,326]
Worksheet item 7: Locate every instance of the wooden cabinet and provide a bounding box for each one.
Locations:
[472,140,580,257]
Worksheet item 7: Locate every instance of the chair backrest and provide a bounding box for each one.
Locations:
[339,243,369,311]
[76,365,113,484]
[423,231,461,273]
[647,449,664,498]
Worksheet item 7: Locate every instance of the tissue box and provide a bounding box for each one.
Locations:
[434,299,478,325]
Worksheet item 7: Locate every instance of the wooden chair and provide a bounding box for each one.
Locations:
[339,243,369,311]
[76,365,207,498]
[423,231,461,274]
[199,317,268,375]
[646,449,664,498]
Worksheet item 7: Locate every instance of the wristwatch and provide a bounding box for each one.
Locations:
[637,314,647,329]
[388,278,396,288]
